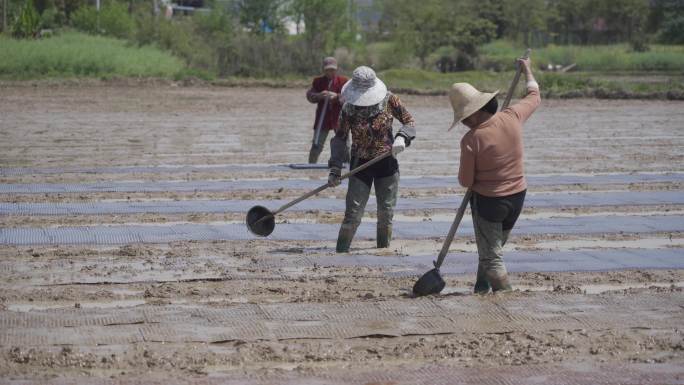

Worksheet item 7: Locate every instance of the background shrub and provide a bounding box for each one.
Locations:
[72,1,133,39]
[11,0,41,38]
[659,16,684,44]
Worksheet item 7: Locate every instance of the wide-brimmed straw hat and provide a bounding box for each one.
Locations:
[448,83,499,131]
[341,66,387,106]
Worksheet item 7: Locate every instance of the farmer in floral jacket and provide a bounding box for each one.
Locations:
[328,66,416,252]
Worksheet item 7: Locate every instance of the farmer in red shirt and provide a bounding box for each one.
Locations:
[305,57,349,164]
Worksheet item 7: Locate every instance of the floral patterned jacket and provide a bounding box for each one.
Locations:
[328,93,416,169]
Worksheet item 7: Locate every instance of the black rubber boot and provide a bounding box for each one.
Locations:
[474,263,491,294]
[336,225,357,253]
[377,225,392,248]
[486,271,513,293]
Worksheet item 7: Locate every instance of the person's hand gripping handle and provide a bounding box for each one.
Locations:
[328,167,342,187]
[392,136,406,156]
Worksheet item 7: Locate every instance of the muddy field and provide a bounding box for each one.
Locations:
[0,85,683,384]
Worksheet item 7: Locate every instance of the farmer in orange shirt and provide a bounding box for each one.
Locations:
[449,56,540,293]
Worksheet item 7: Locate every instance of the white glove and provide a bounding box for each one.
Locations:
[392,136,406,156]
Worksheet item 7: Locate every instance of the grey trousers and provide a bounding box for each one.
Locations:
[338,172,399,248]
[309,130,351,164]
[471,202,511,277]
[308,129,330,164]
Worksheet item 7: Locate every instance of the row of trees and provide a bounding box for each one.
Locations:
[2,0,683,75]
[376,0,684,69]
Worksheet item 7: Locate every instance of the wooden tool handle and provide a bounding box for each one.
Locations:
[433,189,472,269]
[502,48,531,109]
[313,79,334,147]
[273,151,392,215]
[339,151,392,180]
[273,183,330,215]
[313,96,330,147]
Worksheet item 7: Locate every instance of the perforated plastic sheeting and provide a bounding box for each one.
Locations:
[4,363,684,385]
[2,191,683,216]
[1,292,682,345]
[2,173,683,194]
[1,215,683,245]
[0,164,290,176]
[358,247,684,276]
[2,248,682,286]
[1,162,682,184]
[0,325,145,346]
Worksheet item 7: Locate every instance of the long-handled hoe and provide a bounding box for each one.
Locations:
[246,152,392,237]
[413,49,531,297]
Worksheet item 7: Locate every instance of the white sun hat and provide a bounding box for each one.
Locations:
[341,66,388,107]
[448,83,499,131]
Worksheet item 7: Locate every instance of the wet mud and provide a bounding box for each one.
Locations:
[0,85,683,383]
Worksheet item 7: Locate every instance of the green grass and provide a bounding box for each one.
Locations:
[2,31,681,99]
[480,40,684,72]
[0,31,185,79]
[379,68,684,99]
[380,68,510,94]
[211,76,309,88]
[382,41,684,98]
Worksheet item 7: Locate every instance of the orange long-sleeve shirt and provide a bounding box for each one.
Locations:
[458,87,541,197]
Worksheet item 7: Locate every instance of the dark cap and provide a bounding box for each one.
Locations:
[322,57,338,70]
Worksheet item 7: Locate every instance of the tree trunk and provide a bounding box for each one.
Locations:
[3,0,7,32]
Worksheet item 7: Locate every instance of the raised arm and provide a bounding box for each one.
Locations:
[506,57,541,124]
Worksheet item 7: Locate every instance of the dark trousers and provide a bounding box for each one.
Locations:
[471,190,526,276]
